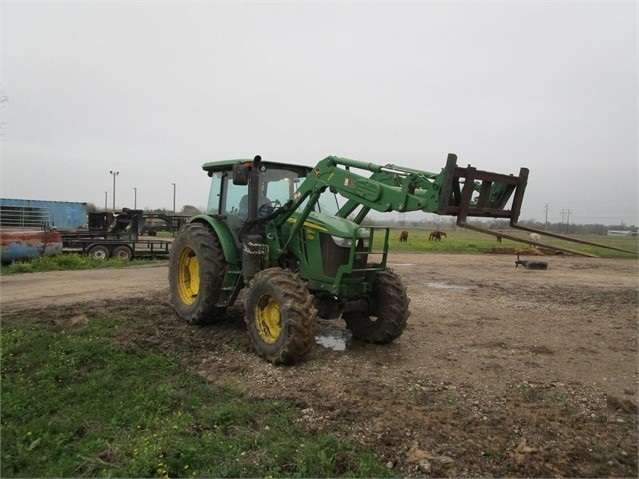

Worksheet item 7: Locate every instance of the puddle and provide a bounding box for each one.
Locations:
[315,334,347,351]
[314,333,407,362]
[424,282,470,291]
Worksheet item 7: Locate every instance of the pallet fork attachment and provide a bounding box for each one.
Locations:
[438,154,637,258]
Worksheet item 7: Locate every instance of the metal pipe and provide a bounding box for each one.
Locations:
[109,170,119,211]
[172,182,176,213]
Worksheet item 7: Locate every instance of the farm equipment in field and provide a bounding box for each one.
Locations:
[169,153,541,364]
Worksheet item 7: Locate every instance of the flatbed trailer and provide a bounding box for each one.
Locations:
[60,208,172,260]
[61,233,171,260]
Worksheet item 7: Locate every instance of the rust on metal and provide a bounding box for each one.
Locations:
[0,229,63,263]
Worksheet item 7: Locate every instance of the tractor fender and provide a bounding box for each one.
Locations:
[188,215,239,265]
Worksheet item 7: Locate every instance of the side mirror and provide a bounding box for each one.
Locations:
[233,163,250,185]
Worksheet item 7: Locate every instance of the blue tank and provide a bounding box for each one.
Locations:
[0,229,63,265]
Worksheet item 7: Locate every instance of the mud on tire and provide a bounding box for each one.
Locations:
[343,269,410,343]
[169,224,227,324]
[245,268,317,365]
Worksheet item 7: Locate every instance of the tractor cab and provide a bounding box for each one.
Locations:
[203,156,338,248]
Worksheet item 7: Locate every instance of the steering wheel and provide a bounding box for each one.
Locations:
[258,200,282,217]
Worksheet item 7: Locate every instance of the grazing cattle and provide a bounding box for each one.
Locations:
[429,230,447,241]
[496,235,502,243]
[399,230,409,242]
[529,232,541,243]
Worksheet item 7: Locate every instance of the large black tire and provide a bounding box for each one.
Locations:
[245,268,317,365]
[343,269,410,343]
[169,224,227,324]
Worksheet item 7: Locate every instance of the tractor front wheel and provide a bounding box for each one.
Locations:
[343,269,410,343]
[169,224,227,324]
[245,268,317,364]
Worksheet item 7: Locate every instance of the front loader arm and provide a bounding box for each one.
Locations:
[293,154,528,223]
[270,153,531,257]
[300,156,447,217]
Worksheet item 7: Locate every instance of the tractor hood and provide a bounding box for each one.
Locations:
[286,211,370,240]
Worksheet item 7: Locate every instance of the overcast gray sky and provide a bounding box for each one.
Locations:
[1,1,637,225]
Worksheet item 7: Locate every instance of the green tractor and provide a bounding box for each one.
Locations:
[169,154,530,364]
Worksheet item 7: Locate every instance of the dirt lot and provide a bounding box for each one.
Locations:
[1,253,637,477]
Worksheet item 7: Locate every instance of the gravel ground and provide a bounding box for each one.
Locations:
[2,252,637,477]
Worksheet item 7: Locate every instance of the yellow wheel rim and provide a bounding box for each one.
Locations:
[255,294,282,344]
[177,246,199,305]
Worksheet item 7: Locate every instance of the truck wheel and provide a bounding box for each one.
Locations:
[343,269,410,343]
[112,245,132,261]
[88,245,110,260]
[169,224,227,324]
[245,268,316,365]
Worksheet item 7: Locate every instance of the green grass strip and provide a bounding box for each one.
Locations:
[1,318,391,478]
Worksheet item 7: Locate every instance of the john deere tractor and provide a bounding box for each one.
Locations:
[169,154,530,364]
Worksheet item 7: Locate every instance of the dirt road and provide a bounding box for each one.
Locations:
[1,253,637,477]
[0,263,168,312]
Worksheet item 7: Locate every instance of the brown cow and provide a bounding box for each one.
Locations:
[429,230,447,241]
[399,230,409,242]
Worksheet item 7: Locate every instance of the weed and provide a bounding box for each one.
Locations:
[553,390,568,404]
[514,383,533,398]
[482,446,499,460]
[446,394,460,407]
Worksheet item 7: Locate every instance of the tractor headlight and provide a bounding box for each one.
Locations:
[331,236,352,248]
[331,236,369,248]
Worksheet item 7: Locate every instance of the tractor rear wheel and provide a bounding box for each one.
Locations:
[343,269,410,343]
[169,224,227,324]
[245,268,316,364]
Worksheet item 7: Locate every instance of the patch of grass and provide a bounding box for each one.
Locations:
[380,228,638,258]
[0,254,159,275]
[482,446,499,461]
[445,394,460,408]
[514,382,533,397]
[553,390,568,404]
[1,316,392,478]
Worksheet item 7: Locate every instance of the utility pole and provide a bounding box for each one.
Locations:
[172,182,176,213]
[566,209,571,233]
[104,191,108,212]
[133,187,137,209]
[544,203,550,231]
[109,170,119,211]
